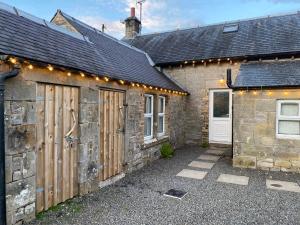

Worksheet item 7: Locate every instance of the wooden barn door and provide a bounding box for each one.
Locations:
[36,84,79,213]
[99,90,125,181]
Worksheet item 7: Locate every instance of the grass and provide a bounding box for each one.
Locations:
[36,198,82,221]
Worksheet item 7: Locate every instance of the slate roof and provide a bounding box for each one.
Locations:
[127,13,300,65]
[234,60,300,88]
[0,3,185,92]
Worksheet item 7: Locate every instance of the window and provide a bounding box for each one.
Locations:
[276,100,300,139]
[223,24,239,33]
[144,94,153,140]
[158,96,166,136]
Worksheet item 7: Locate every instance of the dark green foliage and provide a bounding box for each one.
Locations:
[201,142,209,148]
[160,142,174,158]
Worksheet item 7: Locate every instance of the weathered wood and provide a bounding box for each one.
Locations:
[36,84,79,213]
[36,84,45,212]
[98,90,125,181]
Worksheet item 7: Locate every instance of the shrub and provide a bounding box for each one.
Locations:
[160,142,174,158]
[201,142,209,148]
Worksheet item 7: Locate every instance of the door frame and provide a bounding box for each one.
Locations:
[208,89,232,144]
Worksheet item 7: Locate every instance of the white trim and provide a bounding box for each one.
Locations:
[276,100,300,140]
[144,94,154,141]
[158,96,166,136]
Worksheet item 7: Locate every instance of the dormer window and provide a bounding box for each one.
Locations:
[223,24,239,33]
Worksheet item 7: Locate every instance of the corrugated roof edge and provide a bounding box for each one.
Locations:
[134,11,300,38]
[0,1,89,42]
[54,10,155,66]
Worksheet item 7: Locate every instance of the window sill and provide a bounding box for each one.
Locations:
[143,136,169,149]
[276,134,300,140]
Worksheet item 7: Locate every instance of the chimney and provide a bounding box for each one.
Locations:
[124,7,141,39]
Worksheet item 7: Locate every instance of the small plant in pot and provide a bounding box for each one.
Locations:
[160,142,174,159]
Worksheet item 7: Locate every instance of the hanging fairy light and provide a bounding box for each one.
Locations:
[119,80,125,85]
[80,72,85,77]
[104,77,109,82]
[47,65,54,71]
[9,57,17,64]
[28,64,33,70]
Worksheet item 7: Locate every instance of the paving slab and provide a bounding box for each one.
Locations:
[217,174,249,186]
[266,179,300,193]
[198,154,220,161]
[205,149,225,155]
[176,169,207,180]
[188,161,215,169]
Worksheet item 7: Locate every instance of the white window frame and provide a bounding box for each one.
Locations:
[276,100,300,140]
[158,96,166,136]
[144,94,154,140]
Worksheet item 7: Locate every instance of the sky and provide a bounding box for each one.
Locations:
[2,0,300,39]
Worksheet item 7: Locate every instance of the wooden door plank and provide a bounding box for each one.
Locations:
[71,87,79,196]
[113,92,118,176]
[36,83,45,213]
[99,90,104,181]
[104,91,109,180]
[44,84,55,210]
[53,85,63,205]
[108,92,114,178]
[118,93,124,174]
[62,86,71,201]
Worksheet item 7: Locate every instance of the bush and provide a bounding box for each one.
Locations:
[201,142,209,148]
[160,142,174,158]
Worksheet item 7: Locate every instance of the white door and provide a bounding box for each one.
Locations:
[209,89,232,144]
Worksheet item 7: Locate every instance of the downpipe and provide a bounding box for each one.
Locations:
[0,67,20,225]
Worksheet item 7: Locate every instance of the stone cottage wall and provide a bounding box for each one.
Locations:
[2,64,186,224]
[163,62,240,145]
[233,89,300,172]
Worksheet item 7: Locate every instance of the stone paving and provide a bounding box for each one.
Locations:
[177,147,300,193]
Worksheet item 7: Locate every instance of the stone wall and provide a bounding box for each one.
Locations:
[233,89,300,173]
[2,64,186,224]
[163,62,240,145]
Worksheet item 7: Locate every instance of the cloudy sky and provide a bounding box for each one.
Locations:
[2,0,300,38]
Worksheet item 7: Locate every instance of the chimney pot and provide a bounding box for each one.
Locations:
[131,7,135,17]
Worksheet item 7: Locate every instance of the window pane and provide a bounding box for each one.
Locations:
[158,116,164,133]
[213,92,229,118]
[159,97,164,113]
[281,103,299,116]
[278,120,300,135]
[144,96,152,114]
[144,117,152,136]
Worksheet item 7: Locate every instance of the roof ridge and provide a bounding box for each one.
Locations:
[137,11,300,37]
[58,10,155,65]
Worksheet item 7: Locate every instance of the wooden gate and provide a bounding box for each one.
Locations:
[36,84,79,213]
[99,90,125,181]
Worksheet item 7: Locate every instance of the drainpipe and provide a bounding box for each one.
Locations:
[0,66,20,225]
[226,69,234,157]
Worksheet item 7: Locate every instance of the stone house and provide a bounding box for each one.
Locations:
[0,3,187,225]
[126,11,300,172]
[1,1,300,224]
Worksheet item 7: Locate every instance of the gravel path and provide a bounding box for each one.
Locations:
[28,146,300,225]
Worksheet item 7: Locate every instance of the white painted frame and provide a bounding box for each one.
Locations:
[209,89,232,144]
[276,100,300,140]
[158,96,166,136]
[144,94,154,141]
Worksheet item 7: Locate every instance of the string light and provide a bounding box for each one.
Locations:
[131,83,135,87]
[80,72,85,77]
[9,57,17,64]
[47,65,53,71]
[239,90,244,96]
[104,77,109,82]
[219,79,225,84]
[67,72,72,77]
[119,80,125,85]
[136,83,140,87]
[143,84,147,89]
[184,61,188,64]
[95,77,99,81]
[28,64,33,70]
[149,86,153,90]
[284,91,289,96]
[267,91,272,96]
[253,91,257,95]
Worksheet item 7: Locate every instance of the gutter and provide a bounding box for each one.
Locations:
[0,66,20,225]
[226,69,234,157]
